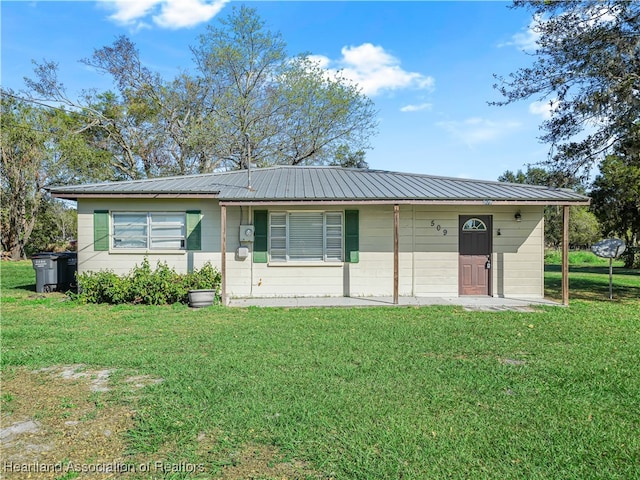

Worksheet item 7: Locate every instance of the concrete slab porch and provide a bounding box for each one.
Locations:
[227,296,561,310]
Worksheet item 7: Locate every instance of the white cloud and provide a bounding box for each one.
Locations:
[100,0,158,23]
[307,54,331,70]
[400,103,433,113]
[499,15,542,51]
[154,0,227,29]
[314,43,434,97]
[436,117,522,146]
[529,99,558,120]
[100,0,229,29]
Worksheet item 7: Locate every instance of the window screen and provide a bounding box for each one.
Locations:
[269,211,343,262]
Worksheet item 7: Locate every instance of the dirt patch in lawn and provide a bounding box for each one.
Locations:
[0,365,160,479]
[1,366,323,479]
[216,442,322,480]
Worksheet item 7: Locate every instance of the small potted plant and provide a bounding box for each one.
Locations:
[187,262,221,308]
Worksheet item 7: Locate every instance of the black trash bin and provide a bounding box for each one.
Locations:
[61,251,78,289]
[32,252,76,293]
[32,253,61,293]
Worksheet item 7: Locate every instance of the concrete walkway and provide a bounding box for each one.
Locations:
[227,296,560,310]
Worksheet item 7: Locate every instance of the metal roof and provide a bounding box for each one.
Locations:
[49,166,590,204]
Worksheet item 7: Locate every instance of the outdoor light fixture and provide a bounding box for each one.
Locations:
[514,212,522,222]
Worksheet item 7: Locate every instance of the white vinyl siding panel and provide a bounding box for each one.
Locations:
[244,204,544,299]
[78,201,545,299]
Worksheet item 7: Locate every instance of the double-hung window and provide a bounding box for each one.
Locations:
[112,212,186,250]
[269,211,343,262]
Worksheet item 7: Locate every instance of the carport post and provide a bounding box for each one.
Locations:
[562,205,569,306]
[393,204,399,305]
[221,204,227,306]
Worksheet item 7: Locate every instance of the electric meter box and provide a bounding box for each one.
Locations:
[239,225,255,242]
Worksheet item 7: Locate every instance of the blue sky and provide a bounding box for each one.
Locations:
[1,1,552,181]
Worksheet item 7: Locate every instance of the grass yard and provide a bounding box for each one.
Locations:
[544,249,639,302]
[1,260,639,479]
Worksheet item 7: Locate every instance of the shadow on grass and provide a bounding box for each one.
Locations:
[12,283,36,293]
[545,265,640,302]
[545,264,639,276]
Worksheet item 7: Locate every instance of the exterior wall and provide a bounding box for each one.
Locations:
[223,204,545,299]
[492,206,545,298]
[227,205,349,298]
[410,205,544,298]
[78,199,545,299]
[77,198,221,275]
[225,205,414,298]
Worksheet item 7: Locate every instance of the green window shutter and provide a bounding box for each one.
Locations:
[186,210,202,251]
[93,210,109,251]
[345,210,359,263]
[253,210,268,263]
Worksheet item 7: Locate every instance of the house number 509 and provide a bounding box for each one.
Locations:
[430,220,448,236]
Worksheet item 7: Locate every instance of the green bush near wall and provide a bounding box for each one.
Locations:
[76,258,221,305]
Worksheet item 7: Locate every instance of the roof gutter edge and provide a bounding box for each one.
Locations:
[219,198,591,206]
[50,192,220,200]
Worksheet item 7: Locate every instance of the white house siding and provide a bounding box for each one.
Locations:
[411,205,545,298]
[224,204,544,299]
[226,205,348,298]
[491,206,545,298]
[222,206,253,297]
[76,198,221,275]
[347,205,397,297]
[224,205,413,298]
[78,200,544,299]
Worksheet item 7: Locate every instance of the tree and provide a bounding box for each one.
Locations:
[591,154,640,267]
[26,47,166,180]
[81,37,210,177]
[493,1,640,177]
[497,166,582,190]
[1,93,49,259]
[26,197,78,256]
[544,204,601,249]
[191,6,377,170]
[329,145,369,169]
[498,167,600,248]
[25,6,377,176]
[1,91,108,259]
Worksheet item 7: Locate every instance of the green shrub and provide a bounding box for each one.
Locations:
[75,270,124,304]
[128,258,184,305]
[77,258,221,305]
[184,261,221,291]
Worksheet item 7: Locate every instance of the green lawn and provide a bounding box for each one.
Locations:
[2,261,639,479]
[544,249,639,302]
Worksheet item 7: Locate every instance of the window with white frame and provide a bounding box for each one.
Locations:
[112,212,186,250]
[269,211,343,262]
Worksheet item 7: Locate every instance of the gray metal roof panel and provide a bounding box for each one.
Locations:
[48,166,589,202]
